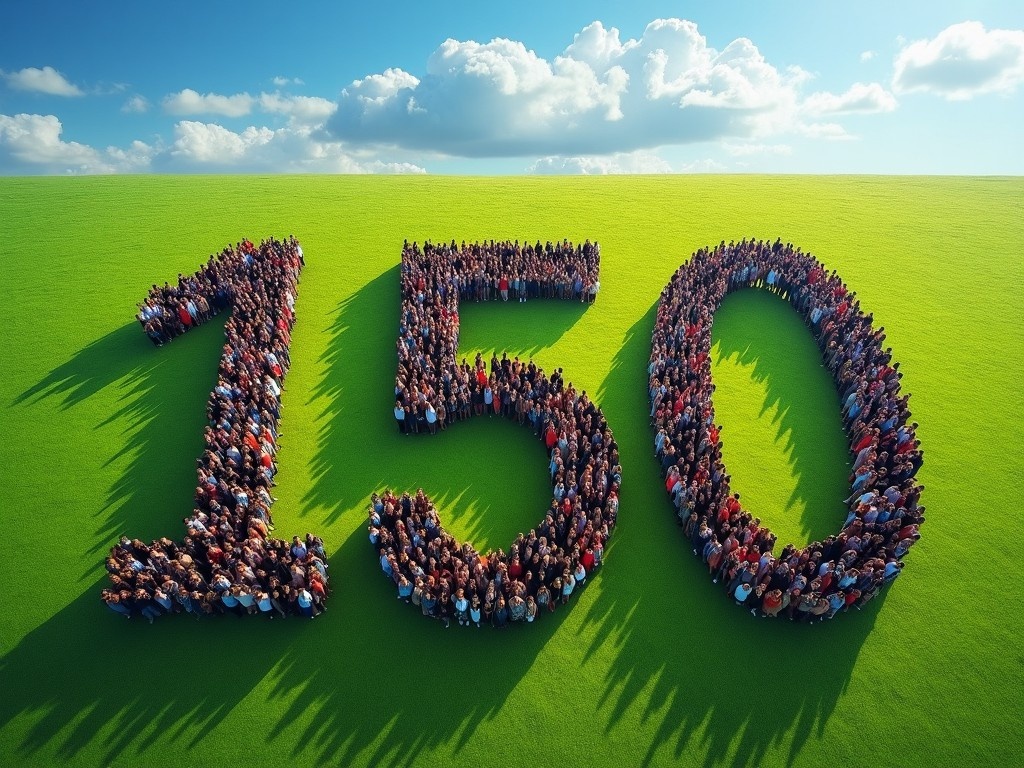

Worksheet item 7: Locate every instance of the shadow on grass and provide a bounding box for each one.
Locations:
[711,289,850,546]
[0,580,309,764]
[1,271,877,767]
[3,314,287,762]
[300,265,590,544]
[257,528,573,767]
[0,266,592,765]
[0,557,568,766]
[585,288,880,767]
[14,318,226,567]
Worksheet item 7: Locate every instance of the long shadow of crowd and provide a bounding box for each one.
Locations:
[102,236,330,622]
[650,239,924,622]
[370,239,619,628]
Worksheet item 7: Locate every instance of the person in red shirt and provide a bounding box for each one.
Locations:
[762,589,784,617]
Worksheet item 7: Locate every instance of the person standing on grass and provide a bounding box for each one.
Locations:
[425,401,438,435]
[492,596,509,628]
[395,400,407,434]
[734,581,753,608]
[762,588,784,618]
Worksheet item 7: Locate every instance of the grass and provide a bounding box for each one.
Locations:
[0,175,1021,768]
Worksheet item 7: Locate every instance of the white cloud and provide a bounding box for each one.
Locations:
[166,120,426,173]
[893,21,1024,100]
[803,82,898,115]
[860,50,876,62]
[327,19,812,156]
[0,111,422,175]
[528,151,673,174]
[0,113,152,173]
[121,95,150,113]
[169,121,274,163]
[272,76,305,87]
[798,121,854,141]
[2,66,83,96]
[723,142,792,156]
[104,140,155,172]
[163,88,255,117]
[258,92,336,125]
[678,158,727,173]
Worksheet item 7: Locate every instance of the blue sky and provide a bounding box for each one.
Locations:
[1,1,1021,174]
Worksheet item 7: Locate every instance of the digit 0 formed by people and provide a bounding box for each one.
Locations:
[101,237,331,622]
[370,239,620,628]
[650,239,924,622]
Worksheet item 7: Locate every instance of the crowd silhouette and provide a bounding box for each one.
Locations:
[103,236,330,622]
[650,239,924,621]
[371,239,618,627]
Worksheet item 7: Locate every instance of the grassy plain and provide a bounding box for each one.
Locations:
[0,175,1021,768]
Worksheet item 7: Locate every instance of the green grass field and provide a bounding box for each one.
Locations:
[1,175,1021,768]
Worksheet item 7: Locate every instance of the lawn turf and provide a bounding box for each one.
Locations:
[0,175,1021,768]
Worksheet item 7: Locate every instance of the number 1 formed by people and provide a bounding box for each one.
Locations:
[102,237,329,622]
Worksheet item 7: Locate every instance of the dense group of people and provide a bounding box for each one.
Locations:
[650,239,924,621]
[372,239,619,627]
[103,236,330,622]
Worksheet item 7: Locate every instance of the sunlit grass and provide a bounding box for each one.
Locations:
[0,175,1021,768]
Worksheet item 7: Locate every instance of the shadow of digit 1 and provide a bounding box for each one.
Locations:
[261,524,571,766]
[0,579,305,764]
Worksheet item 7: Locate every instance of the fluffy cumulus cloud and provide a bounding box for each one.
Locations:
[327,19,813,156]
[165,120,425,173]
[2,66,83,96]
[0,113,152,173]
[803,82,898,115]
[893,21,1024,100]
[163,88,255,117]
[258,92,336,125]
[0,110,423,175]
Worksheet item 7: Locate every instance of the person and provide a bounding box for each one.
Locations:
[492,596,509,628]
[469,594,482,628]
[395,401,407,434]
[762,588,783,618]
[421,588,437,620]
[102,589,132,618]
[536,584,552,615]
[236,585,257,615]
[397,576,413,602]
[734,582,753,607]
[560,570,575,604]
[525,595,538,623]
[508,594,527,622]
[296,588,315,618]
[453,588,469,625]
[573,561,587,587]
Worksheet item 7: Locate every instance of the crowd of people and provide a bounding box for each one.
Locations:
[650,239,924,621]
[103,236,331,622]
[372,239,619,627]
